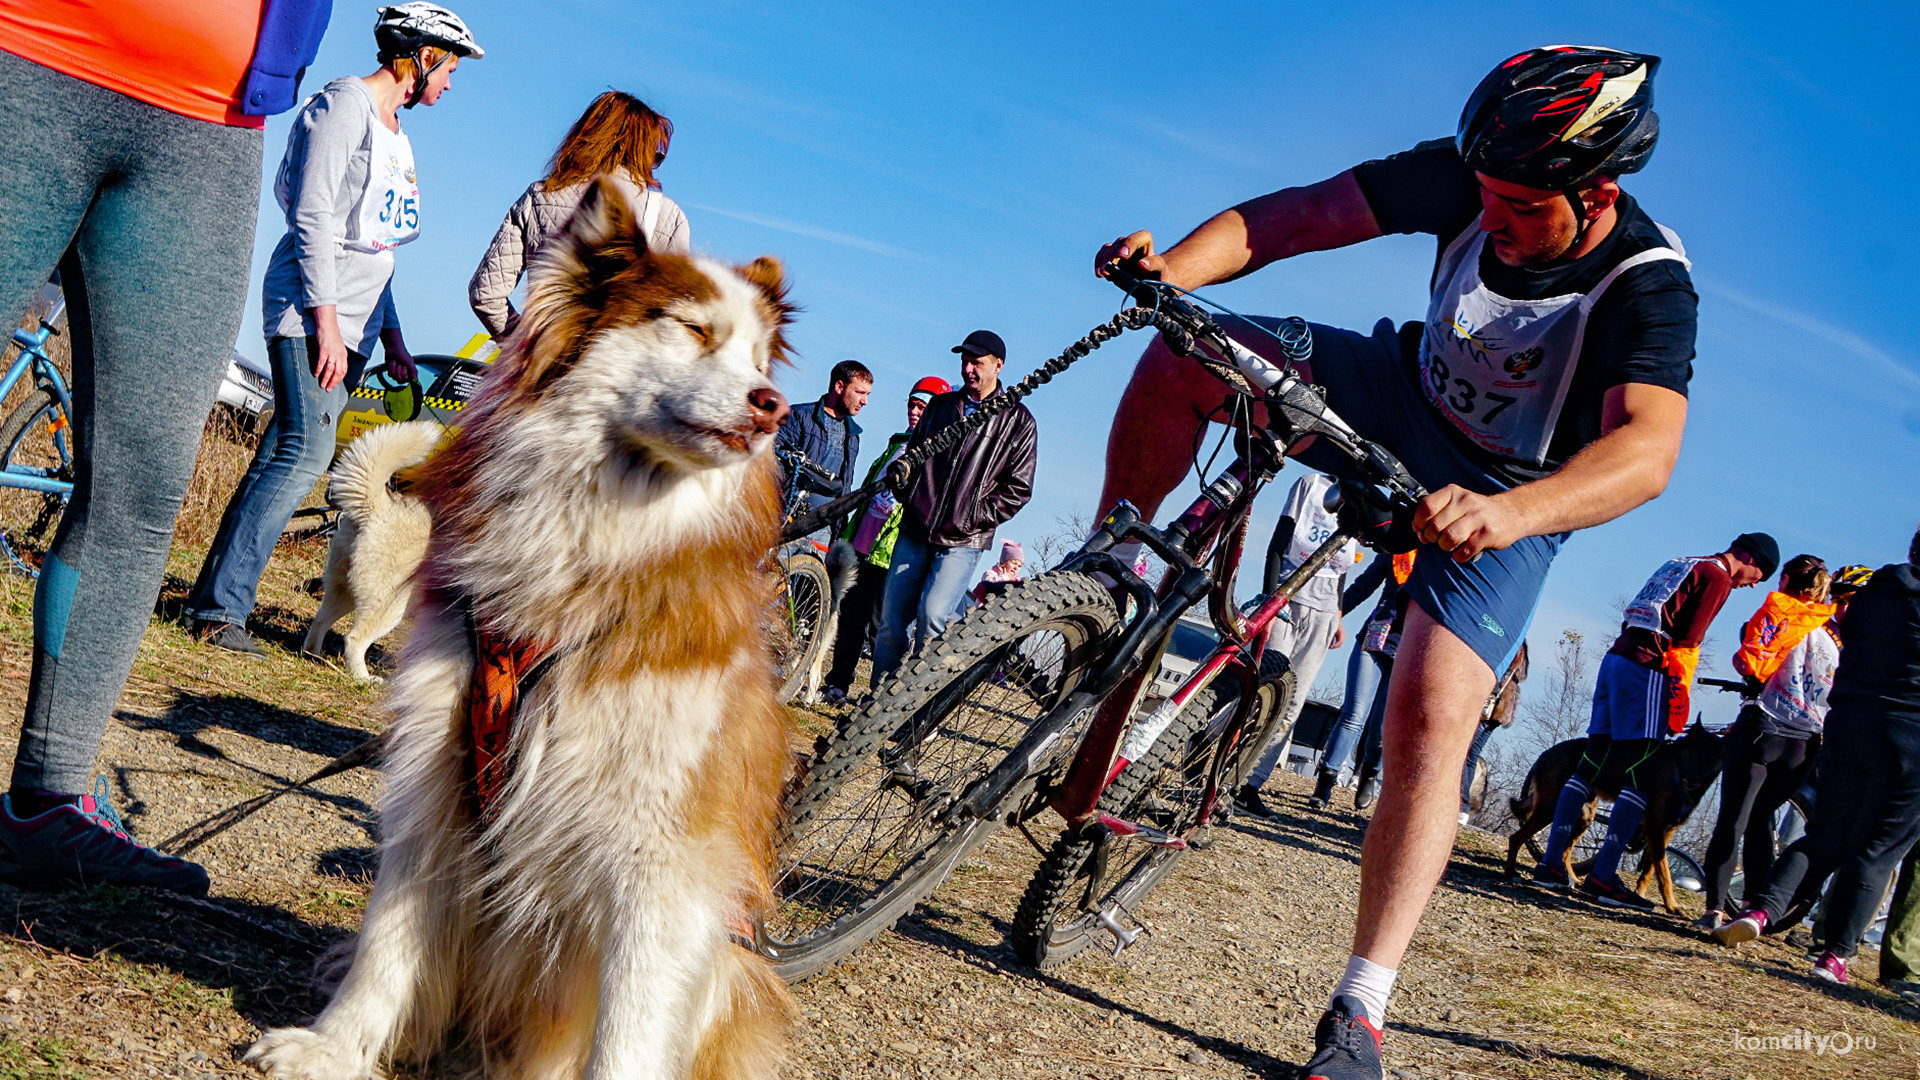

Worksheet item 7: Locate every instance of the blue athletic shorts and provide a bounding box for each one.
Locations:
[1586,651,1670,741]
[1227,316,1561,673]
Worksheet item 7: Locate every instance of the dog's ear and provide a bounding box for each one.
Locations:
[735,256,798,365]
[563,175,647,277]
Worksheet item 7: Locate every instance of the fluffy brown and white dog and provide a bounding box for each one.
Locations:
[302,419,442,682]
[247,178,798,1080]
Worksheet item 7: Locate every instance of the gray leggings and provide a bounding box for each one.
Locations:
[0,51,262,794]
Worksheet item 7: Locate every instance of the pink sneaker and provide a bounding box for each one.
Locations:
[1813,951,1847,984]
[1712,909,1767,946]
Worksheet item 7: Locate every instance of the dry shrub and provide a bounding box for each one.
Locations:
[174,407,265,548]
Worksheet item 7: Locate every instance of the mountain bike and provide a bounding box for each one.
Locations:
[755,259,1427,979]
[0,284,77,576]
[769,449,840,703]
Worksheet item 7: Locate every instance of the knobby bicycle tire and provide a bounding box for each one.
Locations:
[0,385,72,577]
[772,549,832,703]
[1011,643,1290,970]
[1227,650,1296,791]
[757,570,1119,981]
[1010,675,1246,970]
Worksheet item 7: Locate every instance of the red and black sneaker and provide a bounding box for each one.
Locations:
[1298,994,1383,1080]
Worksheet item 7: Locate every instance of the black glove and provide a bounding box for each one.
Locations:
[1335,479,1420,555]
[884,456,913,492]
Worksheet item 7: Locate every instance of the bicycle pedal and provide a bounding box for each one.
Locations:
[1094,906,1150,957]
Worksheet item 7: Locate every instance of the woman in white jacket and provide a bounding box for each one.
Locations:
[468,91,690,339]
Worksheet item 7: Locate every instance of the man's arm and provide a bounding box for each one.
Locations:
[977,415,1037,528]
[1414,382,1689,561]
[1262,515,1297,595]
[1095,171,1384,291]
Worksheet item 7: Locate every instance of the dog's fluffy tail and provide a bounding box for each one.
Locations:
[330,420,444,525]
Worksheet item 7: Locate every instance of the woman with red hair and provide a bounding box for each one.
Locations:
[469,91,690,339]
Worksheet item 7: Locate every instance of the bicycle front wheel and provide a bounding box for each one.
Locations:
[0,386,73,576]
[758,570,1119,980]
[1010,677,1243,970]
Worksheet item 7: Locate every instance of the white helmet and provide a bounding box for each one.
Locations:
[374,3,483,61]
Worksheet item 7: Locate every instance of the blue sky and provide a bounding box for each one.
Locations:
[238,2,1920,720]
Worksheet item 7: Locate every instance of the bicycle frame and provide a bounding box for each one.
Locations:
[937,423,1357,842]
[0,301,76,497]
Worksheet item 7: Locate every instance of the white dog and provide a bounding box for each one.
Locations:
[302,420,441,681]
[248,178,799,1080]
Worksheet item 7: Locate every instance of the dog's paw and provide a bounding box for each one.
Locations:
[244,1027,372,1080]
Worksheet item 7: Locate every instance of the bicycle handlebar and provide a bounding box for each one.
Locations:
[1101,256,1428,513]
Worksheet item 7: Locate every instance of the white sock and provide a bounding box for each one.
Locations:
[1108,540,1143,573]
[1331,954,1396,1029]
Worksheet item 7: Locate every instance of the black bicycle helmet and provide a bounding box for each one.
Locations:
[1458,45,1660,192]
[375,3,482,108]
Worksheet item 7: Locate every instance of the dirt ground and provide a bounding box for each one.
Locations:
[0,539,1909,1079]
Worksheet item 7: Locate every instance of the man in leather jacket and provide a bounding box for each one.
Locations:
[872,330,1037,679]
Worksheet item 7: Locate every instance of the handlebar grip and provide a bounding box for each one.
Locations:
[1103,253,1161,306]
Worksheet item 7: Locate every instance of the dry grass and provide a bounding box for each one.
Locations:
[173,409,269,549]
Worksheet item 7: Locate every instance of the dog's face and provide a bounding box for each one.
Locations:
[512,177,795,477]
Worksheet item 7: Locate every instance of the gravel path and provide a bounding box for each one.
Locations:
[0,553,1909,1078]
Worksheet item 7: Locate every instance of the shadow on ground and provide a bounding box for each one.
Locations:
[894,904,1301,1078]
[0,883,342,1033]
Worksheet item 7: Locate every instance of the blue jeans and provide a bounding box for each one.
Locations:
[872,530,983,680]
[1322,648,1390,778]
[186,335,365,626]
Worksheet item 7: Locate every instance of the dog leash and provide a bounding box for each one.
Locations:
[780,303,1195,541]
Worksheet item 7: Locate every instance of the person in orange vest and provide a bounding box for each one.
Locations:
[1534,533,1777,908]
[1697,555,1836,929]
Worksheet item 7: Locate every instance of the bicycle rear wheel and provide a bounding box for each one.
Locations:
[0,386,73,576]
[1010,677,1243,970]
[770,547,832,703]
[1226,650,1295,790]
[758,570,1118,980]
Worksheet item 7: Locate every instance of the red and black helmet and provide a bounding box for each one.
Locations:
[1457,46,1661,191]
[908,376,952,404]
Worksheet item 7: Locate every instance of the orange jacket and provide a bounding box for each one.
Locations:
[1734,593,1838,686]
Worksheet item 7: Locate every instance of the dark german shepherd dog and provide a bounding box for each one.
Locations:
[1503,723,1725,912]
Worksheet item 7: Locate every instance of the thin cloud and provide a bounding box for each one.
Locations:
[685,204,929,263]
[1697,276,1920,395]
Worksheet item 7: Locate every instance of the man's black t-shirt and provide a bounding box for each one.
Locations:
[1351,138,1699,480]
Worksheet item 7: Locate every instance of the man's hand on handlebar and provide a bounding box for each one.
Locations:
[1413,485,1528,563]
[1095,232,1168,281]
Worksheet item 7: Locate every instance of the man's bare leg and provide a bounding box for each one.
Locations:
[1343,602,1493,1008]
[1098,329,1308,523]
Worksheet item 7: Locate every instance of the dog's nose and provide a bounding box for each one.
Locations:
[749,386,788,433]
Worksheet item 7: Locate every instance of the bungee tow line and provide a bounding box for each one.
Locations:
[781,301,1202,543]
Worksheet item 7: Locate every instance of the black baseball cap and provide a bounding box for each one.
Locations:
[952,330,1005,359]
[1731,532,1781,578]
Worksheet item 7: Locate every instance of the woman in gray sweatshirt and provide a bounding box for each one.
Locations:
[468,91,690,340]
[187,3,481,653]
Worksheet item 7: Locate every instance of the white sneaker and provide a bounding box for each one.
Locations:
[1457,810,1471,827]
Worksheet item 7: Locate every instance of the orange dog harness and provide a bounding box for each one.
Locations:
[457,594,561,823]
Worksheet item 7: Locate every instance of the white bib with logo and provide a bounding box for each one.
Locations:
[1622,556,1708,635]
[277,88,421,256]
[348,115,420,254]
[1417,216,1687,464]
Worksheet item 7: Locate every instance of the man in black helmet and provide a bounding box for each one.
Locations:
[1090,46,1695,1080]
